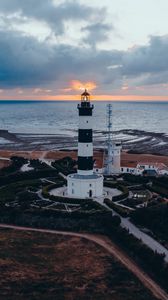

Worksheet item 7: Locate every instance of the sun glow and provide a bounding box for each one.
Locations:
[70,80,97,92]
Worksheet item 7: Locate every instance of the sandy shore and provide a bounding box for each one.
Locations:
[1,149,168,169]
[1,128,168,168]
[1,129,168,155]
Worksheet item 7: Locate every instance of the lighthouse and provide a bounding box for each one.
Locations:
[67,90,103,198]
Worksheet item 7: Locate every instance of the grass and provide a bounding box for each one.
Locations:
[0,228,157,300]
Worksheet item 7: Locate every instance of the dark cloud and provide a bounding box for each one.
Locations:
[1,11,168,92]
[136,71,168,86]
[0,28,122,89]
[0,30,56,87]
[122,35,168,76]
[82,22,113,47]
[0,0,106,35]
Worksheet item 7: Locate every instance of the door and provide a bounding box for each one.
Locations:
[89,190,92,198]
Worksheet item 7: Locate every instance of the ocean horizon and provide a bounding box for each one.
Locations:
[0,100,168,135]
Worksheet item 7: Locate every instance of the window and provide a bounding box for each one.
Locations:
[86,144,88,147]
[72,183,74,186]
[86,120,88,123]
[72,189,74,194]
[89,184,92,187]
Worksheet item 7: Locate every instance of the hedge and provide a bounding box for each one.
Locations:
[104,198,129,217]
[104,181,117,188]
[0,169,61,187]
[112,185,129,202]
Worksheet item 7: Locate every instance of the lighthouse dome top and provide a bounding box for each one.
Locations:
[81,89,90,102]
[81,89,90,96]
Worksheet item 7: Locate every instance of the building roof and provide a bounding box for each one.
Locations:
[68,174,102,180]
[138,161,160,166]
[138,161,168,169]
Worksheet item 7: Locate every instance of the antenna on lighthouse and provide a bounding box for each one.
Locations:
[104,103,113,175]
[107,103,113,145]
[104,103,122,175]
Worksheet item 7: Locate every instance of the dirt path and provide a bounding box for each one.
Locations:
[0,224,167,300]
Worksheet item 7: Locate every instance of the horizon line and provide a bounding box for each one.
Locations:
[1,94,168,101]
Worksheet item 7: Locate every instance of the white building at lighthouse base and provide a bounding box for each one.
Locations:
[67,173,103,198]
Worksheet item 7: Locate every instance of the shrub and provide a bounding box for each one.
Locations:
[104,181,117,188]
[104,198,129,217]
[112,185,129,202]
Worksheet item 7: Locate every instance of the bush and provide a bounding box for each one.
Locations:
[104,181,117,188]
[0,169,60,187]
[0,156,28,176]
[130,203,168,245]
[0,179,42,203]
[51,157,76,175]
[148,184,168,197]
[112,185,129,202]
[123,174,149,184]
[104,198,129,217]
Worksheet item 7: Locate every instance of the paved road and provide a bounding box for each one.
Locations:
[0,224,168,300]
[120,217,168,262]
[37,189,50,201]
[96,196,168,262]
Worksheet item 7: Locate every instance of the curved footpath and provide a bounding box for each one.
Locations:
[95,196,168,262]
[0,224,168,300]
[120,217,168,262]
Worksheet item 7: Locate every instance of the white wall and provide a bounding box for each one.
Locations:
[137,164,156,170]
[94,167,103,174]
[67,175,103,198]
[78,142,93,157]
[120,166,143,175]
[111,145,121,174]
[77,169,93,175]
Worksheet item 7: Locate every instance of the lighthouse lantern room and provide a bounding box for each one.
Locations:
[67,90,103,198]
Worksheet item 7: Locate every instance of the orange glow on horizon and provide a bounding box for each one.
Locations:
[43,94,168,101]
[1,94,168,101]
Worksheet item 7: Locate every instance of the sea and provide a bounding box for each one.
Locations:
[0,100,167,135]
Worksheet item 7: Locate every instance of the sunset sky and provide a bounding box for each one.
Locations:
[1,0,168,100]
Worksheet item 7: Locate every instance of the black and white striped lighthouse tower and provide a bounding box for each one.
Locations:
[77,89,94,175]
[67,90,103,198]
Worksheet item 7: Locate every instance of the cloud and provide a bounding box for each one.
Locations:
[0,28,122,90]
[1,14,168,95]
[0,0,106,35]
[122,35,168,75]
[82,22,113,47]
[0,29,56,88]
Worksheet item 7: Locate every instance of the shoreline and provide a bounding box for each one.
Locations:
[1,128,168,155]
[1,149,168,169]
